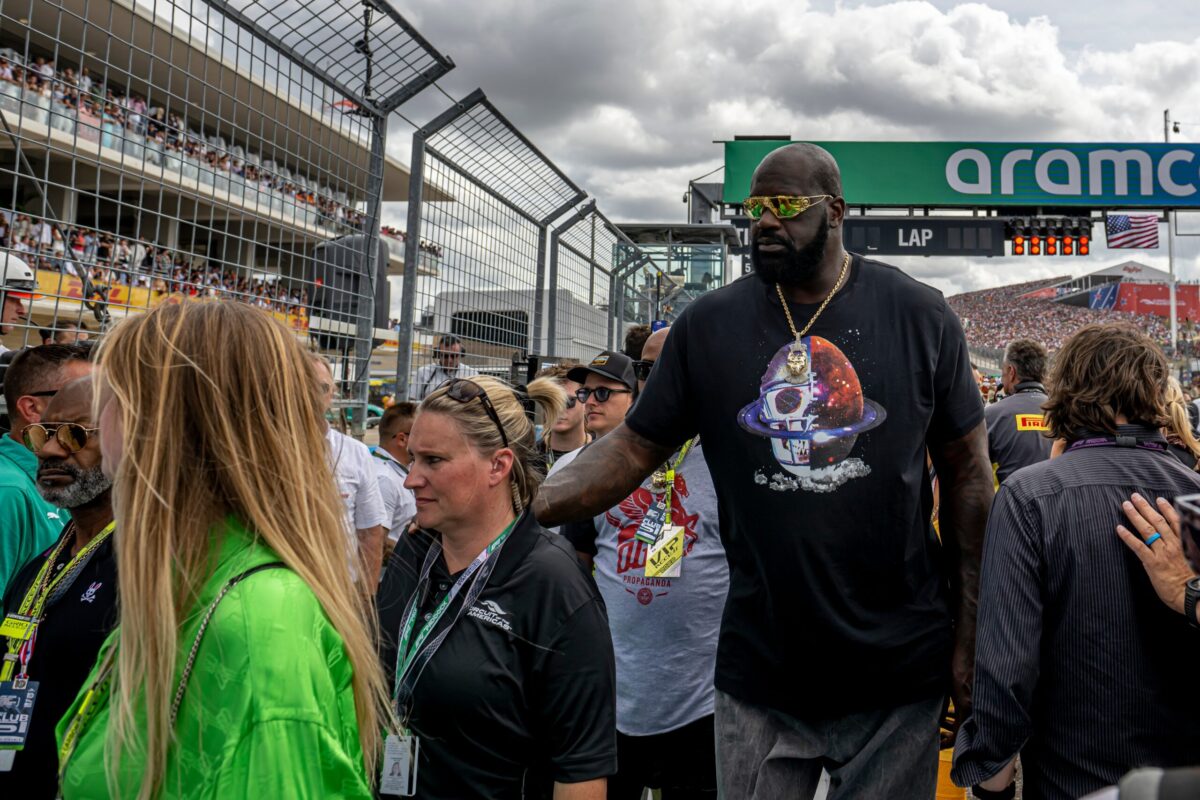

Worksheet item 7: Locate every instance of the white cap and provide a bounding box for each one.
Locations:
[0,252,39,299]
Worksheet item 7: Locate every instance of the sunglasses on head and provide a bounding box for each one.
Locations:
[632,360,655,381]
[23,422,99,454]
[742,195,832,221]
[575,386,632,404]
[445,379,509,448]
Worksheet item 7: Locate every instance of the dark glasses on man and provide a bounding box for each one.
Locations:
[632,360,655,381]
[564,395,578,409]
[742,195,832,221]
[445,379,509,448]
[23,422,99,454]
[575,386,632,404]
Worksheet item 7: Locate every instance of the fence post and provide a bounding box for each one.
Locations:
[395,130,426,402]
[546,200,595,358]
[352,112,388,430]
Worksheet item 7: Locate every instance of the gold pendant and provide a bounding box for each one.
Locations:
[651,468,669,491]
[785,340,808,383]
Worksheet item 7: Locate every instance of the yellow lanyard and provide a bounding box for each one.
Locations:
[1,521,116,682]
[660,438,697,528]
[57,653,114,788]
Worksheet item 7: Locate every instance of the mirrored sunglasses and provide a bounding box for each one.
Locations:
[742,194,832,221]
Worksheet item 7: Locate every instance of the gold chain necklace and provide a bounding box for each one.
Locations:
[775,252,851,381]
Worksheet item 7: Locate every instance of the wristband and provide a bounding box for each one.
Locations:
[972,783,1016,800]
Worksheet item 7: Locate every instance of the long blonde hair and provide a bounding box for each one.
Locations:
[1165,376,1200,467]
[97,301,391,797]
[420,375,566,513]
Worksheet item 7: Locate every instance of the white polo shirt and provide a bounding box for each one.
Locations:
[325,426,387,535]
[370,446,416,541]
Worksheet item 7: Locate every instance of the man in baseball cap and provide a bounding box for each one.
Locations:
[1,253,41,354]
[568,351,637,440]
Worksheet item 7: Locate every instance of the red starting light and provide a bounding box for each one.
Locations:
[1063,237,1074,255]
[1079,235,1090,256]
[1013,235,1026,256]
[1031,235,1042,256]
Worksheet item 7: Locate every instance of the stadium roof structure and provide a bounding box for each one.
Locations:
[1043,260,1165,308]
[1086,261,1170,282]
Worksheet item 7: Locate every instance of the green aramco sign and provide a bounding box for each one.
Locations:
[723,140,1200,209]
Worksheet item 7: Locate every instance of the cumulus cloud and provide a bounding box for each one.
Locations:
[385,0,1200,295]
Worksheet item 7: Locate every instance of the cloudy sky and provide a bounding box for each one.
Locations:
[381,0,1200,297]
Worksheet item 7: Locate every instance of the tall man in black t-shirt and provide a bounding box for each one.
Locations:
[534,143,993,799]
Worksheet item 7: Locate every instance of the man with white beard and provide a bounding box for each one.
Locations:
[0,376,118,791]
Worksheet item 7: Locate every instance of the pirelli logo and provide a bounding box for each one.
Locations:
[1015,414,1048,432]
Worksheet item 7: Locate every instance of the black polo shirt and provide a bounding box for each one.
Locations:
[376,511,617,800]
[2,528,118,796]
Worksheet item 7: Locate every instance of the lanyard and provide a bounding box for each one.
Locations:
[1066,435,1168,454]
[56,561,285,791]
[2,521,116,683]
[391,519,517,718]
[659,438,697,528]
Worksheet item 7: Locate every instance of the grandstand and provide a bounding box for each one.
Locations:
[0,0,446,356]
[949,263,1183,364]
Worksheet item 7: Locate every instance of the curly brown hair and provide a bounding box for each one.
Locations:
[1043,322,1169,442]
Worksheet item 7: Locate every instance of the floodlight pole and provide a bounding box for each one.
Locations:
[1165,109,1178,355]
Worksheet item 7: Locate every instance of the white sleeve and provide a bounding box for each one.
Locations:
[351,444,388,530]
[372,463,400,533]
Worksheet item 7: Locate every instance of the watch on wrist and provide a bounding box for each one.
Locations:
[1186,576,1200,630]
[972,782,1017,800]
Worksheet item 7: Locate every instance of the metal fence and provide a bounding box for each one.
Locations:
[0,0,449,427]
[397,89,584,397]
[547,201,645,361]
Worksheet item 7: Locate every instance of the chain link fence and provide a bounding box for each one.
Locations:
[0,0,449,430]
[546,201,644,361]
[395,89,590,398]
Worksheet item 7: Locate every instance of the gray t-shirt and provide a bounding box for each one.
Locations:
[562,441,728,735]
[985,383,1053,485]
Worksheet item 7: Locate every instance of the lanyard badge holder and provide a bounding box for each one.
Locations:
[0,522,116,770]
[381,520,517,796]
[643,439,695,579]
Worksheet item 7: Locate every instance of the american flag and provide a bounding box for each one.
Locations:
[1105,214,1159,248]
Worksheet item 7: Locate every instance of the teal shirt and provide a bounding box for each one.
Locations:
[0,433,67,612]
[56,518,372,799]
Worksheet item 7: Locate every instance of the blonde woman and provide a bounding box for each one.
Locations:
[376,377,617,799]
[55,302,392,799]
[1163,376,1200,470]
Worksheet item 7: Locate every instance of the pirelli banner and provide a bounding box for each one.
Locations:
[723,140,1200,209]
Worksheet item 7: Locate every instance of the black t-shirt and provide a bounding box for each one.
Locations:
[376,511,617,799]
[2,528,118,797]
[625,256,984,718]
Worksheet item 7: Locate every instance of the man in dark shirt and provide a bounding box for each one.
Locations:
[985,338,1052,485]
[1,376,117,794]
[535,143,993,799]
[953,323,1200,800]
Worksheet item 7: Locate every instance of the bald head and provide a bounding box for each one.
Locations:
[752,143,843,198]
[44,375,96,424]
[638,327,670,393]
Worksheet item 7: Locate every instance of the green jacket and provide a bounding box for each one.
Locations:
[56,518,372,799]
[0,433,66,611]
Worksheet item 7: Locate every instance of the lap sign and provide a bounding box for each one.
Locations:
[900,227,934,247]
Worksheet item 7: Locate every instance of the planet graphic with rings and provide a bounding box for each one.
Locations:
[738,335,886,479]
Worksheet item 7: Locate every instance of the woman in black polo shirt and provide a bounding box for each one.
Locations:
[376,376,616,799]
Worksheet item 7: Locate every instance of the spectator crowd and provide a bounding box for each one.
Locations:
[0,49,364,230]
[950,277,1172,352]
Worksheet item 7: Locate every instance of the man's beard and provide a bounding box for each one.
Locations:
[751,216,830,286]
[37,460,113,509]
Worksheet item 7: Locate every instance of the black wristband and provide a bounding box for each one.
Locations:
[972,783,1016,800]
[1186,577,1200,630]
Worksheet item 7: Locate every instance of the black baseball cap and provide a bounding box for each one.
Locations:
[567,350,636,391]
